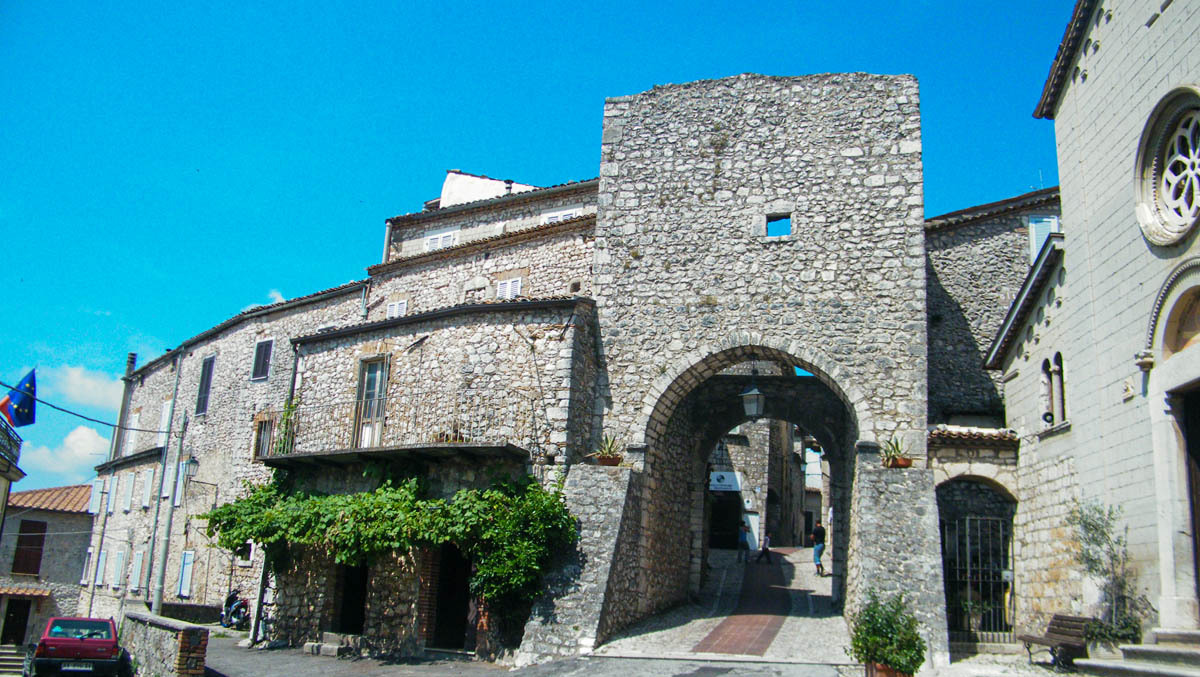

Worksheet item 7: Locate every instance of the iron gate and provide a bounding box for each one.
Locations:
[940,515,1014,643]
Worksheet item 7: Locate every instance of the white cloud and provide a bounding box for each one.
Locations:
[268,289,285,304]
[21,426,109,483]
[44,366,123,412]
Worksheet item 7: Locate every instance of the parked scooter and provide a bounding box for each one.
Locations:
[220,589,249,630]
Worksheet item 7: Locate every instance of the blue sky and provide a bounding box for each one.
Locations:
[1,1,1068,490]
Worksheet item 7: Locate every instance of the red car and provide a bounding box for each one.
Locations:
[23,617,129,676]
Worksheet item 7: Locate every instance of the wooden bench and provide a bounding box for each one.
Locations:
[1017,614,1091,669]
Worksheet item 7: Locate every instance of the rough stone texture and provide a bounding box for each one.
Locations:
[85,285,366,620]
[0,508,92,644]
[935,477,1016,523]
[516,465,640,667]
[926,208,1053,424]
[121,610,208,677]
[848,454,950,669]
[1011,452,1082,636]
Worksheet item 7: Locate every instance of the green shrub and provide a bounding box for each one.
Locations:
[846,589,926,675]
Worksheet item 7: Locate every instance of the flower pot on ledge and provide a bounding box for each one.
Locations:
[882,457,912,468]
[596,456,621,466]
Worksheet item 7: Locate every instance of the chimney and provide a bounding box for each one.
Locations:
[505,179,513,195]
[124,353,138,376]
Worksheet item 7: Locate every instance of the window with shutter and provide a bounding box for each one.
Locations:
[1028,215,1061,262]
[94,550,107,586]
[497,277,522,300]
[88,479,103,514]
[424,229,459,251]
[254,419,275,458]
[122,474,134,512]
[251,341,273,380]
[80,548,93,585]
[173,461,186,507]
[142,468,155,507]
[111,550,126,590]
[386,300,407,319]
[177,551,195,597]
[123,412,140,456]
[157,401,172,448]
[129,550,144,593]
[107,478,117,514]
[12,520,47,575]
[196,355,216,414]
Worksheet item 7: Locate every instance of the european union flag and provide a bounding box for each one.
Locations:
[0,369,36,427]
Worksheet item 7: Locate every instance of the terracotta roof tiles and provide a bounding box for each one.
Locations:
[8,484,92,514]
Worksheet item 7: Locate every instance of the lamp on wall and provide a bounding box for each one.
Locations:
[740,359,766,420]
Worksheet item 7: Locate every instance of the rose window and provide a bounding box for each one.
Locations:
[1136,88,1200,247]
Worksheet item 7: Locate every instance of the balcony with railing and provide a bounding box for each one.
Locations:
[0,418,21,467]
[256,391,541,468]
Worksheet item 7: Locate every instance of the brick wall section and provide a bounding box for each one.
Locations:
[926,212,1044,423]
[121,611,207,677]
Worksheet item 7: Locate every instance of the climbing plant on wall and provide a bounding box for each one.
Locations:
[203,474,576,613]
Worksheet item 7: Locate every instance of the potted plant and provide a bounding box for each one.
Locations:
[880,438,912,468]
[846,589,926,677]
[587,435,623,466]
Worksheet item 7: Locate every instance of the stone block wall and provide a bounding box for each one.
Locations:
[387,185,597,261]
[848,456,949,669]
[1013,452,1082,635]
[270,547,338,647]
[925,203,1055,424]
[121,611,207,677]
[370,224,594,316]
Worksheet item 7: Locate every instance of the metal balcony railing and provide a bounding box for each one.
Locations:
[259,391,543,459]
[0,418,21,466]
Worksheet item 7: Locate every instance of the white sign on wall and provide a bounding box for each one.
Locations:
[708,471,743,492]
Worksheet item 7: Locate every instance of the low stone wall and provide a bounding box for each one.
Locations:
[848,451,949,671]
[121,611,208,677]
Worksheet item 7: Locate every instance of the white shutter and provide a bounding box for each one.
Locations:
[143,469,155,507]
[123,413,140,455]
[106,478,116,514]
[122,474,134,512]
[88,479,103,514]
[510,277,521,297]
[173,461,186,507]
[177,551,195,597]
[80,548,94,584]
[157,401,172,447]
[129,551,144,592]
[386,301,407,319]
[111,550,126,590]
[94,550,107,585]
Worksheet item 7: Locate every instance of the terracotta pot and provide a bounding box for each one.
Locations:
[866,663,912,677]
[883,457,912,468]
[597,456,621,466]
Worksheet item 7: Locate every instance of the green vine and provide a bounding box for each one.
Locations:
[203,475,576,616]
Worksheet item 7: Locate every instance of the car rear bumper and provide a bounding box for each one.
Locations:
[30,657,121,675]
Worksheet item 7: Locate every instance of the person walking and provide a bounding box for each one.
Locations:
[812,519,827,576]
[737,524,751,562]
[755,532,772,564]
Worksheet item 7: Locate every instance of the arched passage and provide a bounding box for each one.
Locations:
[627,341,864,619]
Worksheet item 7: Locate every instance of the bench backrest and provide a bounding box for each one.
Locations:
[1046,614,1091,639]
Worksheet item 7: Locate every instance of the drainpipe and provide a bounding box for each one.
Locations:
[147,352,185,614]
[382,222,394,264]
[151,413,188,614]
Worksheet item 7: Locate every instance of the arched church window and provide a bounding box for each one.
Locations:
[1041,359,1055,426]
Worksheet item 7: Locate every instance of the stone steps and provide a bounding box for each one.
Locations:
[301,631,360,658]
[1078,628,1200,677]
[0,645,23,677]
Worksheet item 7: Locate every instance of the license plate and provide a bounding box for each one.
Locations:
[62,663,92,671]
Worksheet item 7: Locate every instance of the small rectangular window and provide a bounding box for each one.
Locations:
[129,550,144,593]
[123,412,140,456]
[142,468,155,507]
[1028,215,1061,262]
[122,473,134,512]
[107,477,117,514]
[12,520,47,575]
[111,550,126,590]
[424,229,459,251]
[251,340,273,380]
[88,479,103,514]
[196,355,216,414]
[254,419,275,458]
[157,401,172,448]
[497,278,522,300]
[173,461,186,507]
[94,550,107,586]
[177,551,195,597]
[80,547,93,585]
[766,214,792,237]
[386,300,407,319]
[235,541,254,567]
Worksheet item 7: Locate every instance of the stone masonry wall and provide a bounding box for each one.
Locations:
[0,509,92,643]
[86,286,365,623]
[121,611,207,677]
[594,73,927,453]
[926,210,1049,423]
[370,226,594,317]
[848,456,950,669]
[1013,452,1082,636]
[389,187,597,261]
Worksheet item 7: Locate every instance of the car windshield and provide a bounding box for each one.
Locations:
[48,620,111,639]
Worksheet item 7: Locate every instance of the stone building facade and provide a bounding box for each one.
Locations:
[0,485,91,645]
[84,48,1187,665]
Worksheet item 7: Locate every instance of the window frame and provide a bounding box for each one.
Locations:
[496,277,523,300]
[251,340,273,381]
[11,519,47,576]
[386,300,408,319]
[254,418,275,459]
[195,355,216,414]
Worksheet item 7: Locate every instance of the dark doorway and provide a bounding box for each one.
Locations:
[332,564,368,635]
[708,492,743,549]
[431,544,472,649]
[2,599,31,645]
[1183,391,1200,606]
